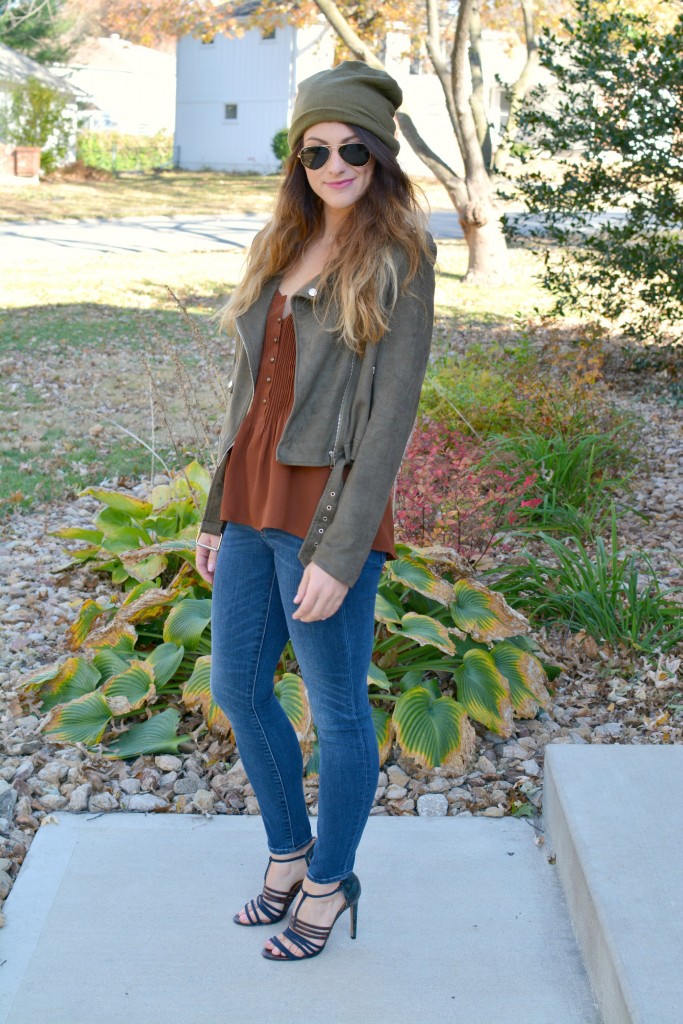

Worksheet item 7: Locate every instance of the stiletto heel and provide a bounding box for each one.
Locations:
[262,872,361,961]
[233,839,316,926]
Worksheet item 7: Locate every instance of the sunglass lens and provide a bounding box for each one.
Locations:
[340,144,371,166]
[300,146,329,170]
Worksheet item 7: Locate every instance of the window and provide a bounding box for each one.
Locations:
[261,27,276,40]
[224,104,238,120]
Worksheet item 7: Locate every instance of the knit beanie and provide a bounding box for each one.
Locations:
[288,60,402,155]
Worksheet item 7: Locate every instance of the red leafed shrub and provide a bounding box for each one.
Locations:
[395,420,540,561]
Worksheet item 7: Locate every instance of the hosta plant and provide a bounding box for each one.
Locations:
[20,480,555,767]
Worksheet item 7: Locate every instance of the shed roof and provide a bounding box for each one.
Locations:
[0,41,81,94]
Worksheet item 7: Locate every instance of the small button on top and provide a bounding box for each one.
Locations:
[262,398,267,404]
[277,316,282,322]
[266,376,271,382]
[270,356,276,363]
[308,287,317,297]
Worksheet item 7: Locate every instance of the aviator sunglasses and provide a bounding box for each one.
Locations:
[298,142,372,170]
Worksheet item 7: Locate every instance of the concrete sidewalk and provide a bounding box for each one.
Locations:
[544,745,683,1024]
[0,813,599,1024]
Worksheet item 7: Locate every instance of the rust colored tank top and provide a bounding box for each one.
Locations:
[219,288,396,559]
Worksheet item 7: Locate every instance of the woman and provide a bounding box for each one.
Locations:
[195,61,436,962]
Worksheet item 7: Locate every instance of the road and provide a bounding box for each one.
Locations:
[0,208,630,260]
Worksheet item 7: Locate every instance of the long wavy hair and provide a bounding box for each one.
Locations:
[218,125,433,355]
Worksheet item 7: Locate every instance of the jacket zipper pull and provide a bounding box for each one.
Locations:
[329,450,336,468]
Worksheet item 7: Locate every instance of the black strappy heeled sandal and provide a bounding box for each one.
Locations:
[233,840,316,927]
[261,872,361,961]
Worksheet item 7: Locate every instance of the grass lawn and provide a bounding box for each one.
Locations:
[0,172,553,518]
[0,170,456,222]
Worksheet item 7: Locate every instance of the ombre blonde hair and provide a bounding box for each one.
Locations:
[218,125,434,356]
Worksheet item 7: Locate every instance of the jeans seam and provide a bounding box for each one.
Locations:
[249,567,296,850]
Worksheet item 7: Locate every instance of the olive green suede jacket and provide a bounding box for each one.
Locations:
[200,237,436,588]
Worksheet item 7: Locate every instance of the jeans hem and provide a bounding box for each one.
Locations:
[267,835,314,856]
[306,868,354,885]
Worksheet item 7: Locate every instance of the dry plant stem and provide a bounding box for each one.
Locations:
[142,350,193,498]
[149,374,156,487]
[144,320,217,474]
[165,285,231,407]
[100,415,173,477]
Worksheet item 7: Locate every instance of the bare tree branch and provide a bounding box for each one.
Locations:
[493,0,539,169]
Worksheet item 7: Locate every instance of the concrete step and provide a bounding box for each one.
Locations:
[0,812,600,1024]
[543,744,683,1024]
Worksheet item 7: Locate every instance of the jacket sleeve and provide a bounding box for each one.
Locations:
[310,245,436,588]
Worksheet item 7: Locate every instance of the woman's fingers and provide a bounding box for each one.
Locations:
[292,564,348,622]
[195,532,221,584]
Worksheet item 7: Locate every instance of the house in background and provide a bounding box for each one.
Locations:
[54,35,176,135]
[0,41,83,180]
[174,11,534,178]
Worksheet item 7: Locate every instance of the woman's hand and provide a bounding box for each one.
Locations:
[293,563,349,622]
[195,531,221,585]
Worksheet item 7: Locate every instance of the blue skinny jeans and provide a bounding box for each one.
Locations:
[210,522,384,884]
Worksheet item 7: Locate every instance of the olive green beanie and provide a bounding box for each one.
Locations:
[288,60,402,155]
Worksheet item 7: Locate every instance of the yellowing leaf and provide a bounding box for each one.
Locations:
[387,611,456,655]
[393,686,474,769]
[80,487,152,519]
[385,553,453,604]
[101,661,157,713]
[491,641,552,718]
[455,649,514,736]
[451,579,529,642]
[181,655,232,736]
[41,689,112,745]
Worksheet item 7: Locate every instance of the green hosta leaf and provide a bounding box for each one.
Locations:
[42,689,112,745]
[94,507,132,532]
[145,642,184,687]
[399,669,425,692]
[81,487,153,519]
[101,661,157,714]
[455,649,514,736]
[51,527,104,544]
[368,661,391,691]
[371,707,393,765]
[451,579,529,642]
[387,612,456,656]
[304,740,320,779]
[374,590,403,624]
[93,648,131,682]
[22,657,101,712]
[122,580,157,605]
[183,460,212,496]
[111,633,137,654]
[111,564,130,585]
[100,527,149,556]
[150,483,173,509]
[120,552,168,582]
[490,641,552,718]
[385,553,453,604]
[163,598,212,649]
[181,655,231,735]
[274,672,311,735]
[105,708,189,758]
[399,673,441,699]
[393,686,474,769]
